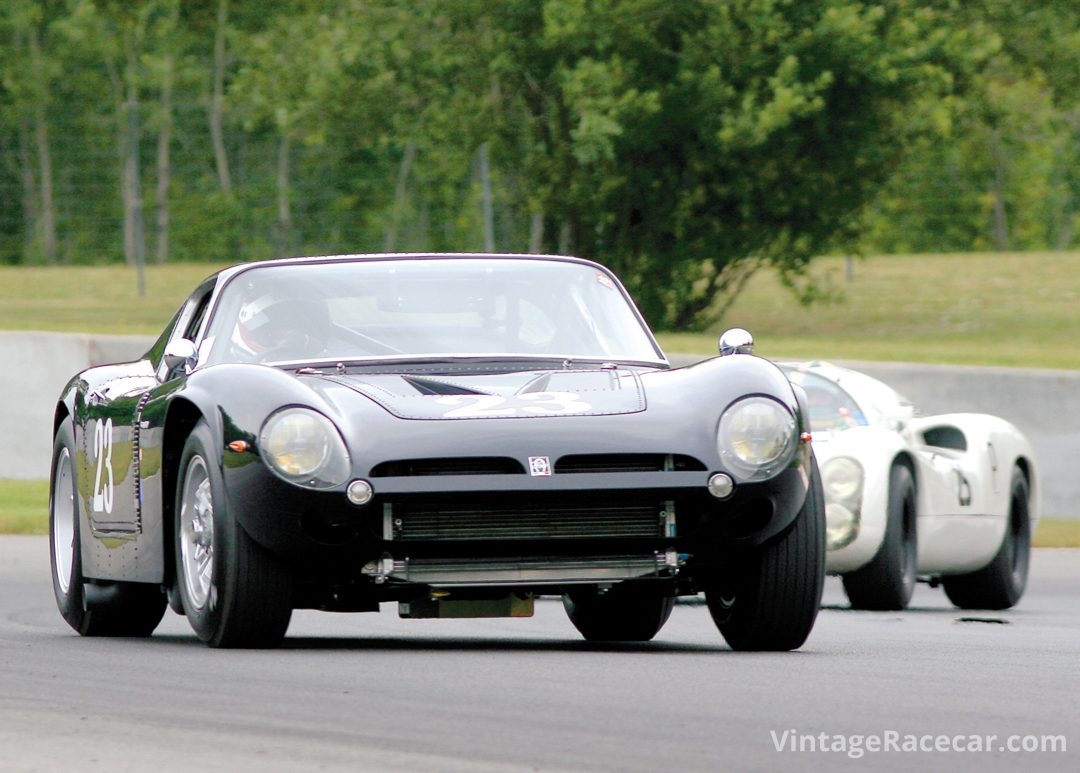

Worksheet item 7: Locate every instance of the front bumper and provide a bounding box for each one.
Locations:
[223,451,811,595]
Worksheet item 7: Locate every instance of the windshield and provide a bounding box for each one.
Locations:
[785,365,916,432]
[785,369,869,432]
[202,257,663,366]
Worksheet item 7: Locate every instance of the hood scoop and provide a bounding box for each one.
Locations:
[327,370,645,420]
[400,375,489,396]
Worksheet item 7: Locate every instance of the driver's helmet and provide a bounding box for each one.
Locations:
[232,289,330,360]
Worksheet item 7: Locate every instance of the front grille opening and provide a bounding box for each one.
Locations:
[371,457,525,477]
[389,501,664,541]
[556,453,706,474]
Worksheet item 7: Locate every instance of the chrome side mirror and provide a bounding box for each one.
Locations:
[163,338,198,375]
[718,328,754,356]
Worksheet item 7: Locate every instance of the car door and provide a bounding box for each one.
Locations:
[80,361,159,535]
[134,281,217,530]
[80,281,215,537]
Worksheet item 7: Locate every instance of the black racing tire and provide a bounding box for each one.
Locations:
[942,467,1031,610]
[842,463,917,611]
[174,419,293,648]
[562,582,675,642]
[49,420,166,637]
[704,458,826,651]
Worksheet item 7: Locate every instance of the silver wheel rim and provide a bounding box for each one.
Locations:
[179,455,215,611]
[52,447,76,595]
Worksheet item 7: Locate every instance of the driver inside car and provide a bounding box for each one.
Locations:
[231,291,332,362]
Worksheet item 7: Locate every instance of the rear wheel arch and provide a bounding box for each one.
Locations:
[53,402,72,439]
[50,417,166,637]
[1013,456,1033,497]
[942,465,1032,609]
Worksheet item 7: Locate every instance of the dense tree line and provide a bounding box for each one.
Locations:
[2,0,1077,328]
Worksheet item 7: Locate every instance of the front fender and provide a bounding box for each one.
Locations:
[813,426,911,574]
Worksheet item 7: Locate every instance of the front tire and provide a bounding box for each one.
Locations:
[704,460,826,651]
[174,419,293,648]
[942,467,1031,610]
[842,463,917,611]
[562,582,675,642]
[50,420,165,637]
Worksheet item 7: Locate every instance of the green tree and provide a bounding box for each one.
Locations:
[867,1,1080,254]
[3,0,1077,328]
[479,0,965,329]
[0,1,65,263]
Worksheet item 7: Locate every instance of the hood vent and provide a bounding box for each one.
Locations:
[400,375,489,396]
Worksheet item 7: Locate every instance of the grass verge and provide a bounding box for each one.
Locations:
[0,479,50,536]
[0,263,228,336]
[4,251,1080,368]
[1029,518,1080,549]
[659,251,1080,369]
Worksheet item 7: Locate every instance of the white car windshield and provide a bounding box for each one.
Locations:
[786,370,870,432]
[785,365,917,432]
[202,257,663,366]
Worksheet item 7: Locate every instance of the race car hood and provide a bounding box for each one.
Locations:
[321,369,646,420]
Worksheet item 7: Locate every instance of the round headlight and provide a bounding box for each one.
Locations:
[821,456,864,506]
[717,397,797,482]
[825,503,860,550]
[259,408,350,489]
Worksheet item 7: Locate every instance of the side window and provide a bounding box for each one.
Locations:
[182,292,212,341]
[153,284,215,380]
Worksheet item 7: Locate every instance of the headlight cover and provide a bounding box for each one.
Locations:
[259,407,350,489]
[822,456,864,506]
[821,456,863,550]
[717,396,798,482]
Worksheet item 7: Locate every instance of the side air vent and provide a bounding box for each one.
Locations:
[371,454,707,477]
[555,453,707,474]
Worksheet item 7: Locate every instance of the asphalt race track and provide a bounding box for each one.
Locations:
[1,536,1076,773]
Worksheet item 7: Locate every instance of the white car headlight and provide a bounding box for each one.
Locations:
[821,456,863,549]
[825,503,859,550]
[822,456,863,505]
[717,397,797,482]
[259,407,350,489]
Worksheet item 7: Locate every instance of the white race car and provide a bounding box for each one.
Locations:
[783,362,1038,611]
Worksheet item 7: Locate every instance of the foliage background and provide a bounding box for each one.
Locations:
[2,0,1078,330]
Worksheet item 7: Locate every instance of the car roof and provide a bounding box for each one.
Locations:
[212,252,603,285]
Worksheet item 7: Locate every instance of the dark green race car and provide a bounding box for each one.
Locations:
[50,253,824,649]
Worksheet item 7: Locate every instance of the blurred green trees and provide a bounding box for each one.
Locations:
[1,0,1077,328]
